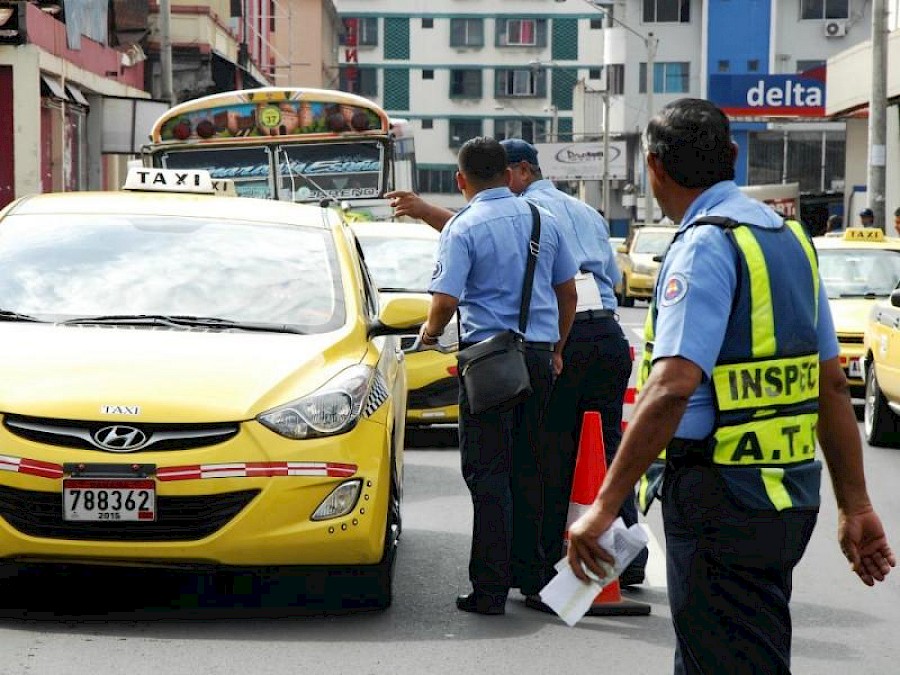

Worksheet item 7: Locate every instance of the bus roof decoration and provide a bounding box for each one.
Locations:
[149,87,390,146]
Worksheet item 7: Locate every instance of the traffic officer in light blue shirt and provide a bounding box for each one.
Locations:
[417,136,579,616]
[500,138,648,604]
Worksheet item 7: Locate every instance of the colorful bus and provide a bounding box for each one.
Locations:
[142,87,415,214]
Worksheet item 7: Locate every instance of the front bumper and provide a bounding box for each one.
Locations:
[0,417,394,568]
[838,338,865,395]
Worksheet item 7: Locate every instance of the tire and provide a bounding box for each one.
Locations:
[620,277,635,308]
[864,364,899,447]
[356,461,401,610]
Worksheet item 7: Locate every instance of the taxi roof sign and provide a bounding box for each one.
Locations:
[123,168,216,194]
[843,227,885,242]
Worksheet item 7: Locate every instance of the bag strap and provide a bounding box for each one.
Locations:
[519,202,541,334]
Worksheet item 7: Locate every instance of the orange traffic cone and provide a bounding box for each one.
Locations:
[566,411,650,617]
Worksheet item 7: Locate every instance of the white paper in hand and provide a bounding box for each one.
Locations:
[539,517,649,626]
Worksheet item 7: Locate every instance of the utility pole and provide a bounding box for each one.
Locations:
[868,0,887,231]
[644,32,656,226]
[602,91,611,217]
[159,0,175,105]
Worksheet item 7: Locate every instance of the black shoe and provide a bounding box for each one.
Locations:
[619,566,645,588]
[523,595,555,614]
[456,592,505,615]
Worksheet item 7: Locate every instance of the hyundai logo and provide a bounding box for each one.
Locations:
[92,425,149,452]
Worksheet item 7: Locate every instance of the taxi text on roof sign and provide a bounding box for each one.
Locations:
[843,227,885,242]
[122,168,236,196]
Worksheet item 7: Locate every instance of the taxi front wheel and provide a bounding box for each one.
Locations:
[864,365,899,447]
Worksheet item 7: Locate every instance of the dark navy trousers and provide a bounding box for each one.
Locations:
[458,344,555,601]
[662,463,818,674]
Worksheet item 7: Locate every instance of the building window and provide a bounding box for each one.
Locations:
[495,18,547,47]
[450,69,482,99]
[495,118,547,144]
[339,66,378,96]
[418,166,458,194]
[640,62,689,93]
[748,130,845,193]
[422,119,434,130]
[495,68,547,98]
[340,17,378,46]
[422,18,433,29]
[605,64,625,95]
[747,59,759,72]
[589,68,602,80]
[450,18,484,47]
[590,18,604,29]
[718,60,730,73]
[449,119,482,148]
[800,0,849,20]
[422,69,434,80]
[797,59,826,73]
[643,0,690,23]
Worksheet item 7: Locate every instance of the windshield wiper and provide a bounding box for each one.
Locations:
[0,309,43,323]
[378,286,428,293]
[59,314,307,334]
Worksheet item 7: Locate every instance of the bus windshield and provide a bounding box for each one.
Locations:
[143,87,414,212]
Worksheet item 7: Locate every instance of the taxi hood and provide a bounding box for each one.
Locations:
[0,323,364,422]
[829,297,879,336]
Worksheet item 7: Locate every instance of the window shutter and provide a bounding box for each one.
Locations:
[535,70,547,98]
[383,18,410,60]
[383,69,409,111]
[536,20,549,48]
[495,18,506,47]
[495,69,507,97]
[551,18,578,60]
[551,68,578,110]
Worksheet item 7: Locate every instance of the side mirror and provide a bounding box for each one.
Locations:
[891,288,900,308]
[368,294,429,337]
[652,254,664,263]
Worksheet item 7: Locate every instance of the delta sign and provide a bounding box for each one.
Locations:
[709,69,826,118]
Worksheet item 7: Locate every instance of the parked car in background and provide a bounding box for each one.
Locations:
[614,225,677,307]
[0,168,424,610]
[863,284,900,447]
[352,220,460,428]
[815,228,900,398]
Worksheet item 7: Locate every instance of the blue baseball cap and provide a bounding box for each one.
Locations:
[501,139,539,166]
[860,208,874,217]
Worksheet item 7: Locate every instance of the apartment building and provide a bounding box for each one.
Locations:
[334,1,875,233]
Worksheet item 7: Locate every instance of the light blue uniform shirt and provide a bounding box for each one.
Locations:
[521,179,620,310]
[429,187,578,343]
[652,181,840,439]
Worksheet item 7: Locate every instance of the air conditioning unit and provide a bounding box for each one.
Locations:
[824,20,847,38]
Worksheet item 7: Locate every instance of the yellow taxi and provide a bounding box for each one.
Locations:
[814,227,900,398]
[615,225,677,307]
[0,168,426,609]
[862,285,900,446]
[350,219,459,427]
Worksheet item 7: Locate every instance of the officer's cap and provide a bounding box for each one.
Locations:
[859,208,874,217]
[501,139,539,167]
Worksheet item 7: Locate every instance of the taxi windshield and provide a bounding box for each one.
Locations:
[0,214,345,332]
[817,248,900,298]
[633,230,676,255]
[356,234,438,292]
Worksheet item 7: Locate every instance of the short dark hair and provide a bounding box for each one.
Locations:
[644,98,735,189]
[458,136,508,184]
[894,206,900,218]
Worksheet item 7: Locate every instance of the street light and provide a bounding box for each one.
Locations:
[575,0,658,226]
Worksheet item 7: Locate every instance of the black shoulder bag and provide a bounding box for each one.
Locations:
[456,203,541,415]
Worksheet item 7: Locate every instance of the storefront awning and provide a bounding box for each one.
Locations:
[40,74,69,101]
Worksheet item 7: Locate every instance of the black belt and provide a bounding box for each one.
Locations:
[460,341,556,351]
[574,308,615,322]
[666,437,712,467]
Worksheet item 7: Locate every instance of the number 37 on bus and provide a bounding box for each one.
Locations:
[141,87,416,213]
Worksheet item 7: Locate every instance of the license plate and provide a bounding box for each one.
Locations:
[63,479,156,522]
[848,358,863,378]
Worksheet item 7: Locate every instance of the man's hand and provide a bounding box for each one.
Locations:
[551,351,563,377]
[838,507,896,586]
[385,191,453,231]
[413,322,440,351]
[566,504,617,582]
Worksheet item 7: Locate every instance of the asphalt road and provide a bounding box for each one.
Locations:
[1,303,898,675]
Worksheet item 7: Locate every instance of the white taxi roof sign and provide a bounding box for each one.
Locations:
[843,227,885,242]
[122,168,215,194]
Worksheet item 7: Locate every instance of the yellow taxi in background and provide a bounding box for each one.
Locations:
[862,285,900,447]
[615,225,677,307]
[351,219,459,427]
[0,168,425,609]
[814,227,900,398]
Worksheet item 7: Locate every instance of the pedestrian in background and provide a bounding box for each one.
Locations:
[499,139,647,602]
[859,207,876,227]
[825,214,843,235]
[893,206,900,237]
[415,136,579,616]
[567,98,894,673]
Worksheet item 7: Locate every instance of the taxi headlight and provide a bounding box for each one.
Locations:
[634,262,655,275]
[311,479,363,520]
[257,365,374,439]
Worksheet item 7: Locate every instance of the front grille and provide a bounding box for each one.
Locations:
[408,377,459,409]
[838,334,864,344]
[0,485,259,541]
[3,414,239,452]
